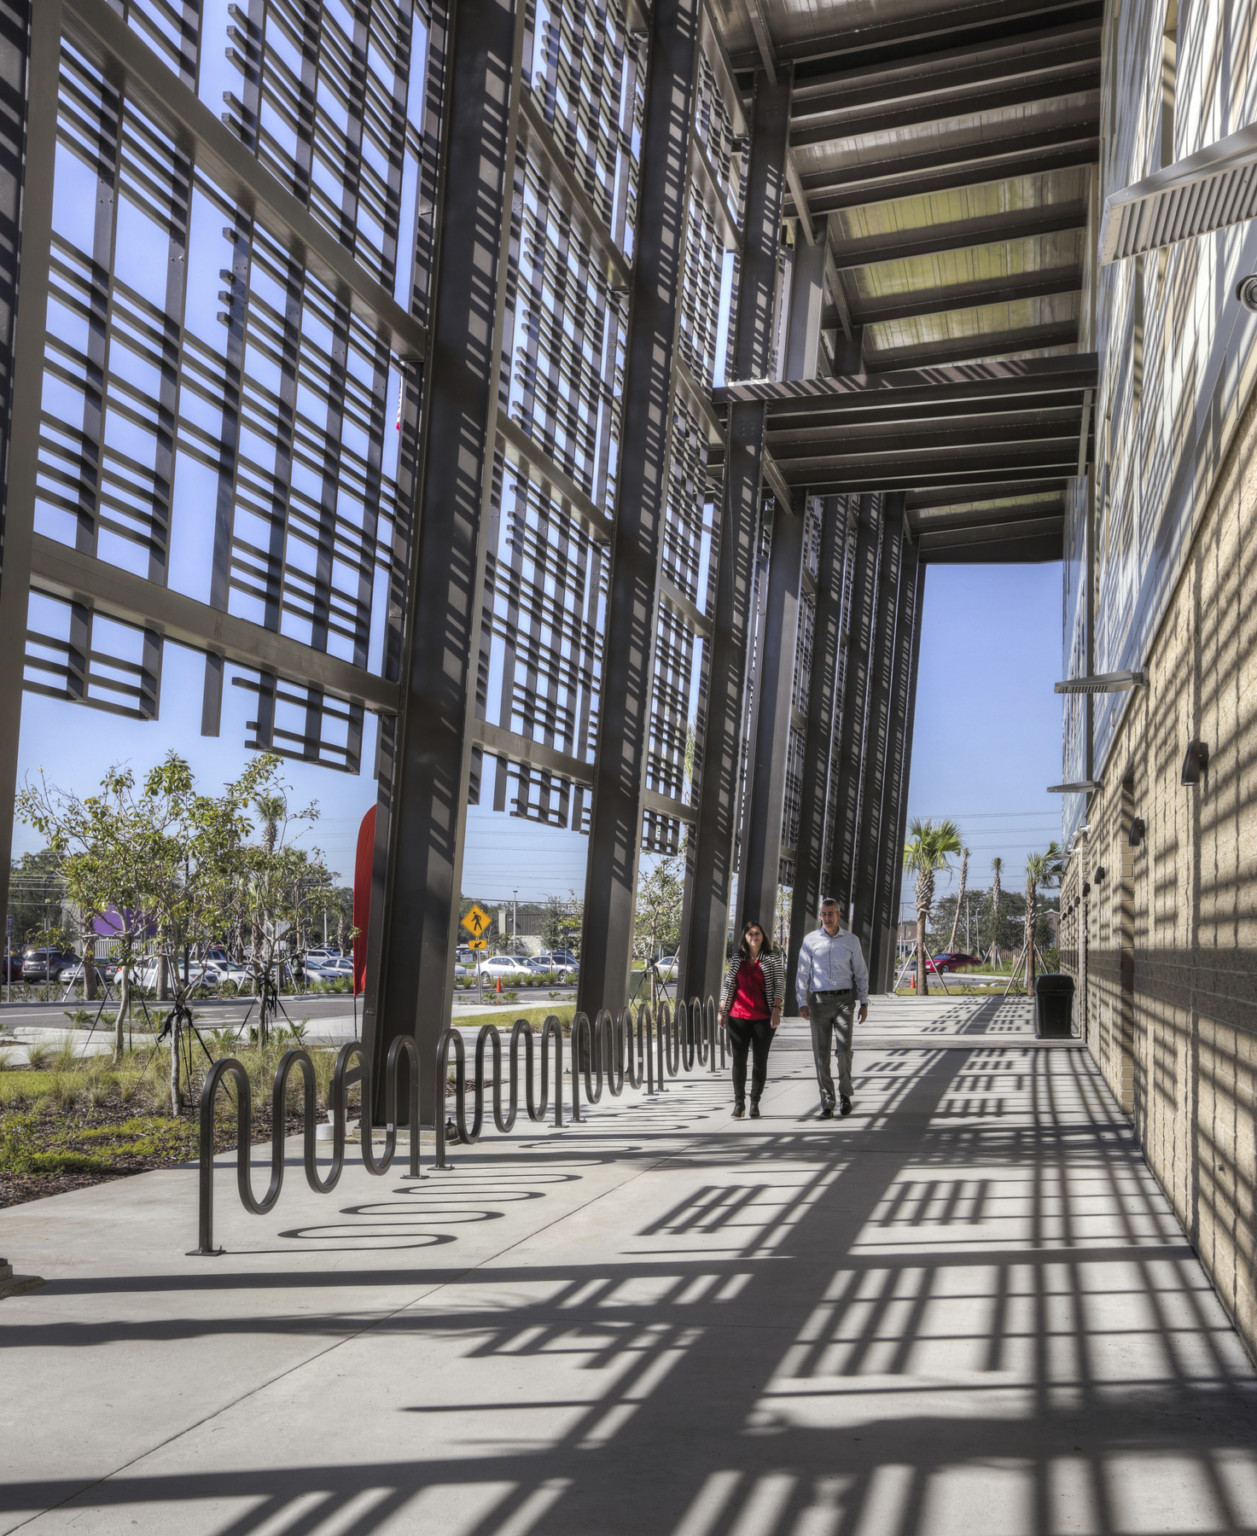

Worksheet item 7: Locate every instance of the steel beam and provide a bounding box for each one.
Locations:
[869,530,921,989]
[786,497,849,1006]
[829,205,1090,271]
[366,0,522,1124]
[739,494,807,932]
[577,0,702,1019]
[0,0,57,946]
[28,536,399,713]
[850,495,904,958]
[825,495,880,919]
[881,554,925,991]
[678,67,792,1006]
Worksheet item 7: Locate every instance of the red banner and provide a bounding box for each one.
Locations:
[352,805,376,996]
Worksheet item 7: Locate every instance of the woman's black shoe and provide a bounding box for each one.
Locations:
[732,1103,746,1119]
[749,1103,761,1119]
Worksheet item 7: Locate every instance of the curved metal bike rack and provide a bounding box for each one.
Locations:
[195,994,720,1251]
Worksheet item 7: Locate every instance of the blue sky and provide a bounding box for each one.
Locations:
[12,562,1065,913]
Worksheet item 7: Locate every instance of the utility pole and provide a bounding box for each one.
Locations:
[512,888,518,950]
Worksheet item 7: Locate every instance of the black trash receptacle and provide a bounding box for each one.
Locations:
[1035,973,1075,1038]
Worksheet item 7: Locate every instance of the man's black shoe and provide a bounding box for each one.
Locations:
[819,1101,835,1119]
[749,1103,761,1119]
[732,1103,746,1119]
[840,1096,852,1117]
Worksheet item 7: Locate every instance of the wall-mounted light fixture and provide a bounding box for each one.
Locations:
[1180,739,1209,786]
[1129,816,1146,848]
[1054,670,1147,695]
[1093,866,1107,884]
[1082,881,1091,897]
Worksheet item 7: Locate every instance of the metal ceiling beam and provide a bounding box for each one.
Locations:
[911,498,1064,533]
[798,452,1083,494]
[919,512,1065,545]
[799,130,1100,216]
[920,528,1064,562]
[828,203,1090,270]
[905,477,1069,508]
[851,266,1083,327]
[765,0,1102,73]
[715,353,1098,406]
[790,16,1101,113]
[767,421,1084,464]
[766,399,1087,436]
[865,319,1079,370]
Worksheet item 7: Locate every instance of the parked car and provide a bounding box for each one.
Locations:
[309,957,353,982]
[931,952,982,974]
[21,947,79,982]
[549,949,579,968]
[2,952,24,983]
[527,954,577,981]
[653,954,678,980]
[476,956,534,980]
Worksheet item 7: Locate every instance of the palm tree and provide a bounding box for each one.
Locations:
[989,856,1003,968]
[947,845,971,953]
[903,817,962,995]
[1023,840,1062,993]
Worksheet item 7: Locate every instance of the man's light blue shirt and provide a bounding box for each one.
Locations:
[795,926,870,1010]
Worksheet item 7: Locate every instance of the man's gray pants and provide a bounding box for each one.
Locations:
[809,989,855,1105]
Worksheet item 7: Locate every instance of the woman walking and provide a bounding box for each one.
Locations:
[718,920,786,1118]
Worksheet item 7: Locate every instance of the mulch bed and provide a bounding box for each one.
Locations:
[0,1089,325,1211]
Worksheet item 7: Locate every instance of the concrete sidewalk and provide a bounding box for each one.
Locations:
[2,997,1256,1535]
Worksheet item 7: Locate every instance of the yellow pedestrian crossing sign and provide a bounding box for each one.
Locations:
[461,903,491,939]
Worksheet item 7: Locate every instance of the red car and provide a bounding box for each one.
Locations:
[931,952,982,973]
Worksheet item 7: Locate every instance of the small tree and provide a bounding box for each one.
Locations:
[1024,841,1063,993]
[633,853,684,1000]
[946,846,971,953]
[902,817,962,996]
[238,776,331,1041]
[989,856,1003,966]
[539,891,583,955]
[17,755,265,1091]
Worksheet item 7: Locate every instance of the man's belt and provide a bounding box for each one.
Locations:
[811,987,854,996]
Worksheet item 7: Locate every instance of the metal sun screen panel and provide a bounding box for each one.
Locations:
[27,16,432,769]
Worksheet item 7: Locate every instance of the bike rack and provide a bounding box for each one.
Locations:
[195,995,720,1251]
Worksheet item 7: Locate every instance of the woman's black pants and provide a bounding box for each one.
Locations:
[726,1015,774,1106]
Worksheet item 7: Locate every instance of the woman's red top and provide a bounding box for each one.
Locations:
[729,957,770,1020]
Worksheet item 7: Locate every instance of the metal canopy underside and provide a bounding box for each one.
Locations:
[712,0,1102,561]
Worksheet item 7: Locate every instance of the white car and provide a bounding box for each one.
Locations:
[309,957,353,981]
[476,956,534,980]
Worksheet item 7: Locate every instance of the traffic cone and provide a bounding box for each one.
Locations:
[496,977,502,994]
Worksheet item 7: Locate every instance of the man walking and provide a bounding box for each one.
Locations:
[795,898,869,1118]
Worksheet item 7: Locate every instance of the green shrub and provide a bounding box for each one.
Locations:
[26,1041,55,1070]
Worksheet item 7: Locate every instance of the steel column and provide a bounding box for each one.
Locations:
[365,0,521,1124]
[883,557,925,993]
[850,494,905,957]
[825,494,880,918]
[786,497,848,1005]
[869,531,922,990]
[0,0,57,940]
[739,497,806,932]
[678,67,792,1005]
[577,0,702,1018]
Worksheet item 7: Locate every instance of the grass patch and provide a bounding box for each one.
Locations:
[454,1004,577,1034]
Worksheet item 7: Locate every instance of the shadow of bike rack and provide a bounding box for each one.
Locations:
[195,996,719,1253]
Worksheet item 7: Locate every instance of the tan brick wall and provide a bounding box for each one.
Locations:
[1062,384,1257,1363]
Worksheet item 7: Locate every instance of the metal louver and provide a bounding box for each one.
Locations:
[1100,121,1257,263]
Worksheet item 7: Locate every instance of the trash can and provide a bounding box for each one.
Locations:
[1035,973,1075,1038]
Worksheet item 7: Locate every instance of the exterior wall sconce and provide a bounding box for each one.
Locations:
[1129,816,1146,848]
[1181,739,1209,785]
[1093,866,1107,884]
[1082,882,1091,896]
